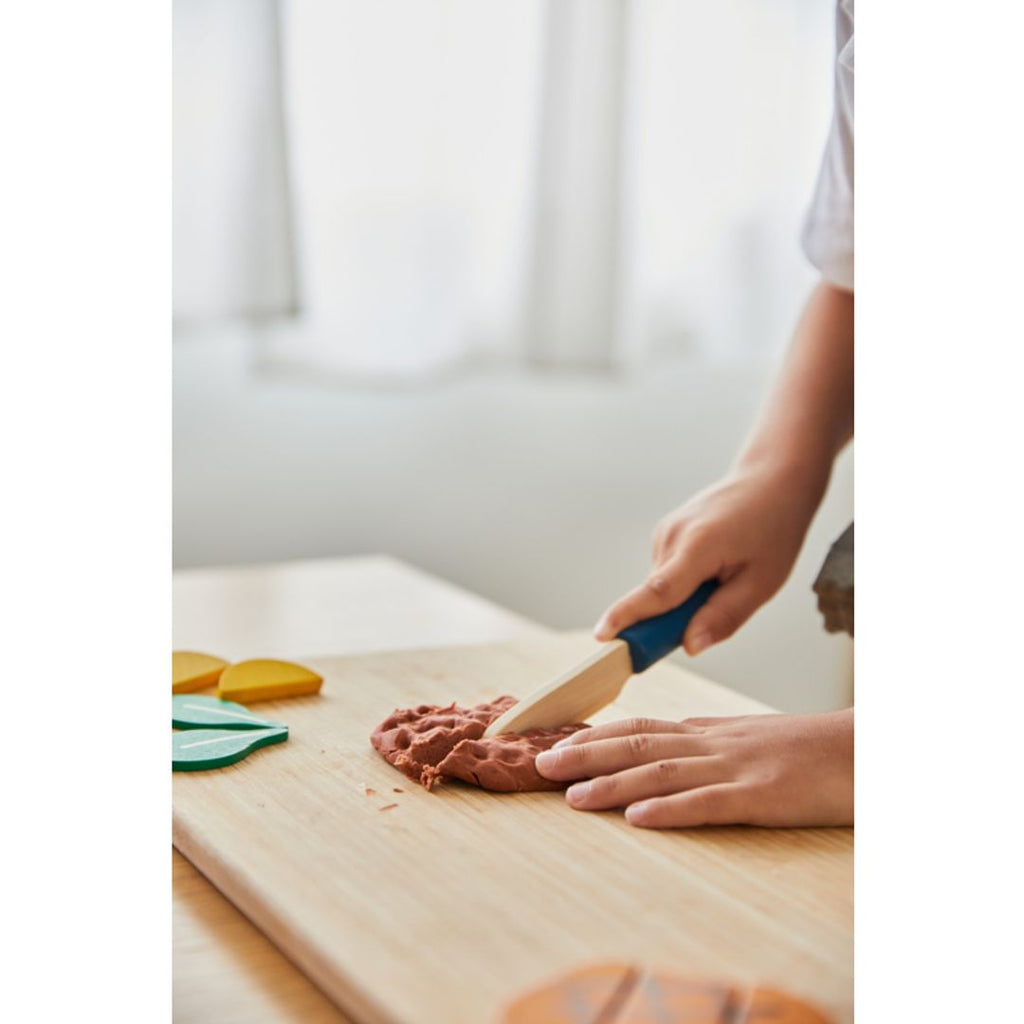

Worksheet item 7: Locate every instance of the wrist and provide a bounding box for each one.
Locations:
[731,447,833,517]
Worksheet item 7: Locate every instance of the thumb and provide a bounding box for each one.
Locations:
[682,571,773,655]
[594,551,716,641]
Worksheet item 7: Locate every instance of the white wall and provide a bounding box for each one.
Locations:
[174,323,853,714]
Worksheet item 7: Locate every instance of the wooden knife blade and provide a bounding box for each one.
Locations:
[483,580,717,736]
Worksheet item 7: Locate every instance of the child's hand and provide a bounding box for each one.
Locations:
[534,709,853,828]
[593,466,822,653]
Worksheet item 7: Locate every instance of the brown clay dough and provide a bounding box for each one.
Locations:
[370,696,589,793]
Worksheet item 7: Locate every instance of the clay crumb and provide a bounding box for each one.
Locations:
[392,787,404,793]
[364,787,376,797]
[379,803,399,812]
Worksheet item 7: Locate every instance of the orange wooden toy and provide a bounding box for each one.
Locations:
[502,963,832,1024]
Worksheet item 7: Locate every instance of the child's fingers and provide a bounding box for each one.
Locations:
[651,520,680,566]
[681,716,752,728]
[551,717,700,749]
[565,756,724,811]
[624,783,749,829]
[680,570,774,655]
[651,530,665,564]
[593,549,717,640]
[535,732,708,781]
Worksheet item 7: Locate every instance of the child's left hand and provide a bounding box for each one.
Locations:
[534,708,853,828]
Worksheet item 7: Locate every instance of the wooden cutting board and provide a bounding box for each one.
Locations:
[172,634,852,1024]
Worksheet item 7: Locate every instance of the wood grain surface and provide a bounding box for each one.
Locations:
[172,555,543,664]
[173,634,852,1024]
[173,853,351,1024]
[173,555,550,1024]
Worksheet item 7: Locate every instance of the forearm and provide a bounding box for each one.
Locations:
[736,279,854,507]
[595,280,854,642]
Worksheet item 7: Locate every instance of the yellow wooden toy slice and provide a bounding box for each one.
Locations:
[216,659,322,704]
[172,651,230,694]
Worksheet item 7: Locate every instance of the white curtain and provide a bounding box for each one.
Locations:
[173,0,296,319]
[174,0,833,376]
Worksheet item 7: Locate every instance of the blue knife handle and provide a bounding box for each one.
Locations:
[616,579,719,673]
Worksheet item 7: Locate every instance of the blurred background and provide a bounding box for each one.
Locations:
[173,0,853,712]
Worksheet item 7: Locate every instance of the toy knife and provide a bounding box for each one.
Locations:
[483,580,718,737]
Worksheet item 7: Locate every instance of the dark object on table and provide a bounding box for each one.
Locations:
[813,523,854,636]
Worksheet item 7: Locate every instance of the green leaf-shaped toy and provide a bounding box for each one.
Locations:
[172,695,286,731]
[172,726,288,771]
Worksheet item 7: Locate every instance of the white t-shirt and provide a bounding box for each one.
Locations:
[802,0,854,291]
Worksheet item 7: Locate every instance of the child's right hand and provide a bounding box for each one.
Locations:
[593,463,823,654]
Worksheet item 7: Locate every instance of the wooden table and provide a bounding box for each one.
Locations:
[174,556,547,1023]
[173,555,852,1023]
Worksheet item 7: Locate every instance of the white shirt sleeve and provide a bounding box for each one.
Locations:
[801,0,854,291]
